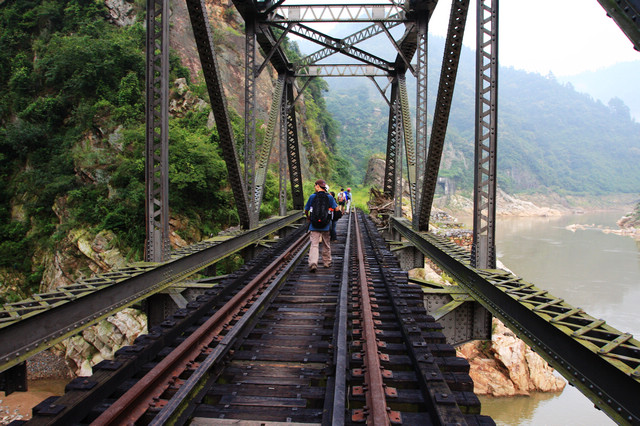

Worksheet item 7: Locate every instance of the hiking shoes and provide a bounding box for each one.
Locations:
[309,264,317,273]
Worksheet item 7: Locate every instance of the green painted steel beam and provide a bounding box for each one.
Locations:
[0,212,304,375]
[391,216,640,425]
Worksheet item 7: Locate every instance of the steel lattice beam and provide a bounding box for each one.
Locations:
[254,75,286,216]
[145,0,171,262]
[598,0,640,51]
[418,0,470,231]
[295,64,390,77]
[186,0,251,229]
[472,0,499,269]
[398,74,417,217]
[267,4,407,23]
[383,80,400,196]
[245,18,259,228]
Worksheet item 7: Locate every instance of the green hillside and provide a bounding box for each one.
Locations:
[325,36,640,196]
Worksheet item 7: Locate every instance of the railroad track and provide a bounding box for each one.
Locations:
[24,211,493,425]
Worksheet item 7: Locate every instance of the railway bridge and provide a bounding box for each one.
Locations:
[1,0,640,424]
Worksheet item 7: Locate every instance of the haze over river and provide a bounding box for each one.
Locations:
[477,211,640,425]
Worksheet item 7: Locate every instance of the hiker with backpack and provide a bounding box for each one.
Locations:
[329,191,342,242]
[304,179,337,273]
[345,187,352,214]
[337,188,347,212]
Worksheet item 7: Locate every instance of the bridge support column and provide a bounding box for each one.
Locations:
[145,0,171,262]
[472,0,499,269]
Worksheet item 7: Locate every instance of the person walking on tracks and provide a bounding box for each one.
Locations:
[345,187,352,214]
[305,179,337,272]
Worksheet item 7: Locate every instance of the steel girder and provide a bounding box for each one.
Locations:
[145,0,171,262]
[417,0,470,231]
[185,0,251,229]
[391,217,640,425]
[254,74,286,216]
[0,214,304,375]
[413,13,428,229]
[597,0,640,51]
[285,77,305,210]
[472,0,498,269]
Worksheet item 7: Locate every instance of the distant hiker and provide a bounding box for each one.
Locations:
[345,187,352,214]
[305,179,337,272]
[330,191,342,242]
[337,188,347,212]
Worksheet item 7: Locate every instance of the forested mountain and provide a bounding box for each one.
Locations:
[324,36,640,195]
[0,0,339,302]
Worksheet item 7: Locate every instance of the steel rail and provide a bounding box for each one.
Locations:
[391,216,640,425]
[328,212,353,425]
[93,231,310,425]
[353,209,391,425]
[150,233,311,425]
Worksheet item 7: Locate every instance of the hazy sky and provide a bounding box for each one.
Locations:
[429,0,640,76]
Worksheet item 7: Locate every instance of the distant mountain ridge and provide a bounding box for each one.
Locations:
[321,35,640,196]
[558,60,640,122]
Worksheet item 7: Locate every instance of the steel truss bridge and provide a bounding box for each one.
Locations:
[1,0,640,424]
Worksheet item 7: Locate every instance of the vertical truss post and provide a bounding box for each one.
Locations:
[383,79,399,197]
[279,81,288,216]
[398,74,416,219]
[285,76,305,210]
[418,0,470,231]
[472,0,499,269]
[414,13,428,229]
[245,17,258,228]
[145,0,170,262]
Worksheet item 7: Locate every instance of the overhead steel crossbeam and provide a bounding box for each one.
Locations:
[296,15,405,66]
[295,64,390,77]
[269,22,393,71]
[417,0,470,231]
[598,0,640,51]
[391,217,640,425]
[145,0,171,262]
[0,213,304,375]
[186,0,251,229]
[266,4,407,23]
[472,0,498,269]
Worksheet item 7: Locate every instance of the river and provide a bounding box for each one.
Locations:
[478,210,640,425]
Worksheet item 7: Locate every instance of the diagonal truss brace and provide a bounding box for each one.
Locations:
[185,0,250,229]
[254,74,286,216]
[418,0,470,231]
